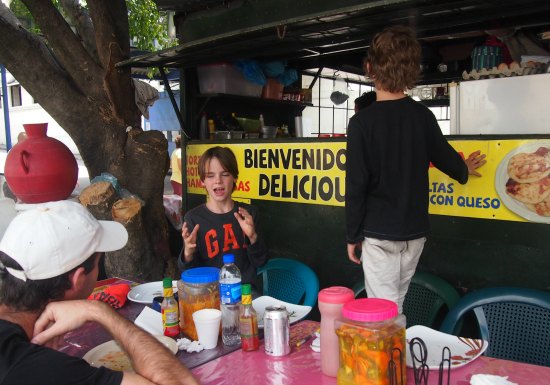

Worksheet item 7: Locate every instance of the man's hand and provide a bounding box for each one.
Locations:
[32,300,104,346]
[234,207,258,244]
[182,222,199,262]
[465,150,487,177]
[347,242,362,264]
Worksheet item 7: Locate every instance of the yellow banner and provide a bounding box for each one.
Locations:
[186,139,550,223]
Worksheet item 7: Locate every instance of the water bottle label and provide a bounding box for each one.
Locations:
[220,282,241,304]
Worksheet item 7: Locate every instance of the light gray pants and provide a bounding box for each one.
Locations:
[361,237,426,313]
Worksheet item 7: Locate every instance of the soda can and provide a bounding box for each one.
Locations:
[264,305,290,356]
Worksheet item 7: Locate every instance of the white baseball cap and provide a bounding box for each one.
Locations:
[0,200,128,281]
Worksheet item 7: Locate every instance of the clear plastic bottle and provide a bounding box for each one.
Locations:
[219,254,242,346]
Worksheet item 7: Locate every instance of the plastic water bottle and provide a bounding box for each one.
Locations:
[219,254,242,346]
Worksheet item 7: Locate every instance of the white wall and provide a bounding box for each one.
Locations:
[458,73,550,135]
[1,81,78,153]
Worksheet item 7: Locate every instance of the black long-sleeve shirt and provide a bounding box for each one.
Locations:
[345,97,468,243]
[180,202,268,284]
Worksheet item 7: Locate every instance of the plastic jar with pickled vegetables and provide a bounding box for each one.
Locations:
[335,298,406,385]
[178,267,220,341]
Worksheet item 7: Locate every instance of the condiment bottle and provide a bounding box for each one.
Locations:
[161,277,180,338]
[208,119,216,139]
[318,286,355,377]
[239,283,259,351]
[199,113,208,140]
[335,298,406,385]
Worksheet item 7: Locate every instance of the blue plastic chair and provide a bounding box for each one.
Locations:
[256,258,320,307]
[353,271,460,329]
[440,287,550,366]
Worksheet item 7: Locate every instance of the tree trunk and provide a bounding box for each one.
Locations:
[79,181,119,220]
[105,198,163,281]
[0,1,174,281]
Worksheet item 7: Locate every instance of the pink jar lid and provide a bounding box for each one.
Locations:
[318,286,355,304]
[342,298,398,322]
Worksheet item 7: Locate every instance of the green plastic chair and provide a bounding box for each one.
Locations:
[353,271,460,329]
[440,287,550,366]
[256,258,320,307]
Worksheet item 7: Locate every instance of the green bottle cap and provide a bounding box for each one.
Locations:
[163,277,172,288]
[241,283,251,295]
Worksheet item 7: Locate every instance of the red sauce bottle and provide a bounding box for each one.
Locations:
[239,284,259,351]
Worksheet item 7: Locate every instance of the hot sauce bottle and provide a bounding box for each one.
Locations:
[161,277,180,338]
[239,283,259,351]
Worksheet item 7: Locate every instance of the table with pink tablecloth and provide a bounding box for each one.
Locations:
[61,279,550,384]
[192,322,550,385]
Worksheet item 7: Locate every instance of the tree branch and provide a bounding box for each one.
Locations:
[87,0,130,69]
[0,3,115,167]
[0,3,84,106]
[21,0,103,96]
[58,0,98,64]
[88,0,140,126]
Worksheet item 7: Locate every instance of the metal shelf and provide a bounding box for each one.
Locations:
[197,93,312,108]
[419,98,450,107]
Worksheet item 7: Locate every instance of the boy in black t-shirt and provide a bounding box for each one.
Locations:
[345,26,486,313]
[181,146,268,285]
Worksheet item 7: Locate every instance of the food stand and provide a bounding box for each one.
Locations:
[118,0,550,295]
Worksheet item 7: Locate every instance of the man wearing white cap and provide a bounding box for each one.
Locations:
[0,200,199,385]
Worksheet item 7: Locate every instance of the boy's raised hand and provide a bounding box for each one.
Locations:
[234,206,258,244]
[182,222,199,262]
[465,150,486,177]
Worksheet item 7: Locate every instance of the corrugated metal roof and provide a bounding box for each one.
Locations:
[117,0,550,70]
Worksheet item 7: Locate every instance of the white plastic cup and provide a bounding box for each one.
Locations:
[192,308,222,349]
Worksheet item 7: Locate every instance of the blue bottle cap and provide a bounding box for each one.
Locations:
[223,254,235,264]
[180,267,220,283]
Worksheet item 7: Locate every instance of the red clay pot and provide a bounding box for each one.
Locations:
[4,123,78,203]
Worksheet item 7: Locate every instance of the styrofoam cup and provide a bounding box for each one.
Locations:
[192,308,222,349]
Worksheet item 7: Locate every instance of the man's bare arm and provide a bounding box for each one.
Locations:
[33,300,200,385]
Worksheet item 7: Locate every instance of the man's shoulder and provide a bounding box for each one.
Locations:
[0,319,26,339]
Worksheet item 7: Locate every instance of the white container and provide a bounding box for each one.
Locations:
[192,308,222,349]
[198,63,263,97]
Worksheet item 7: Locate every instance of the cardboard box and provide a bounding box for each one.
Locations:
[198,63,263,97]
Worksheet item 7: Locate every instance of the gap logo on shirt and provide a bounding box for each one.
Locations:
[205,223,247,258]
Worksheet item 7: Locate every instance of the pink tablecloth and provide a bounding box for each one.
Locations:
[192,325,550,385]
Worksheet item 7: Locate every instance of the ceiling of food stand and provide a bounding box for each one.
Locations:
[117,0,550,73]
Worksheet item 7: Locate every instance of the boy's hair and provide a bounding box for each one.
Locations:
[0,252,99,311]
[355,91,377,111]
[198,146,239,187]
[366,25,421,93]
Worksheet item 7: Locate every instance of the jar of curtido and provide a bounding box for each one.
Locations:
[335,298,406,385]
[178,267,220,341]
